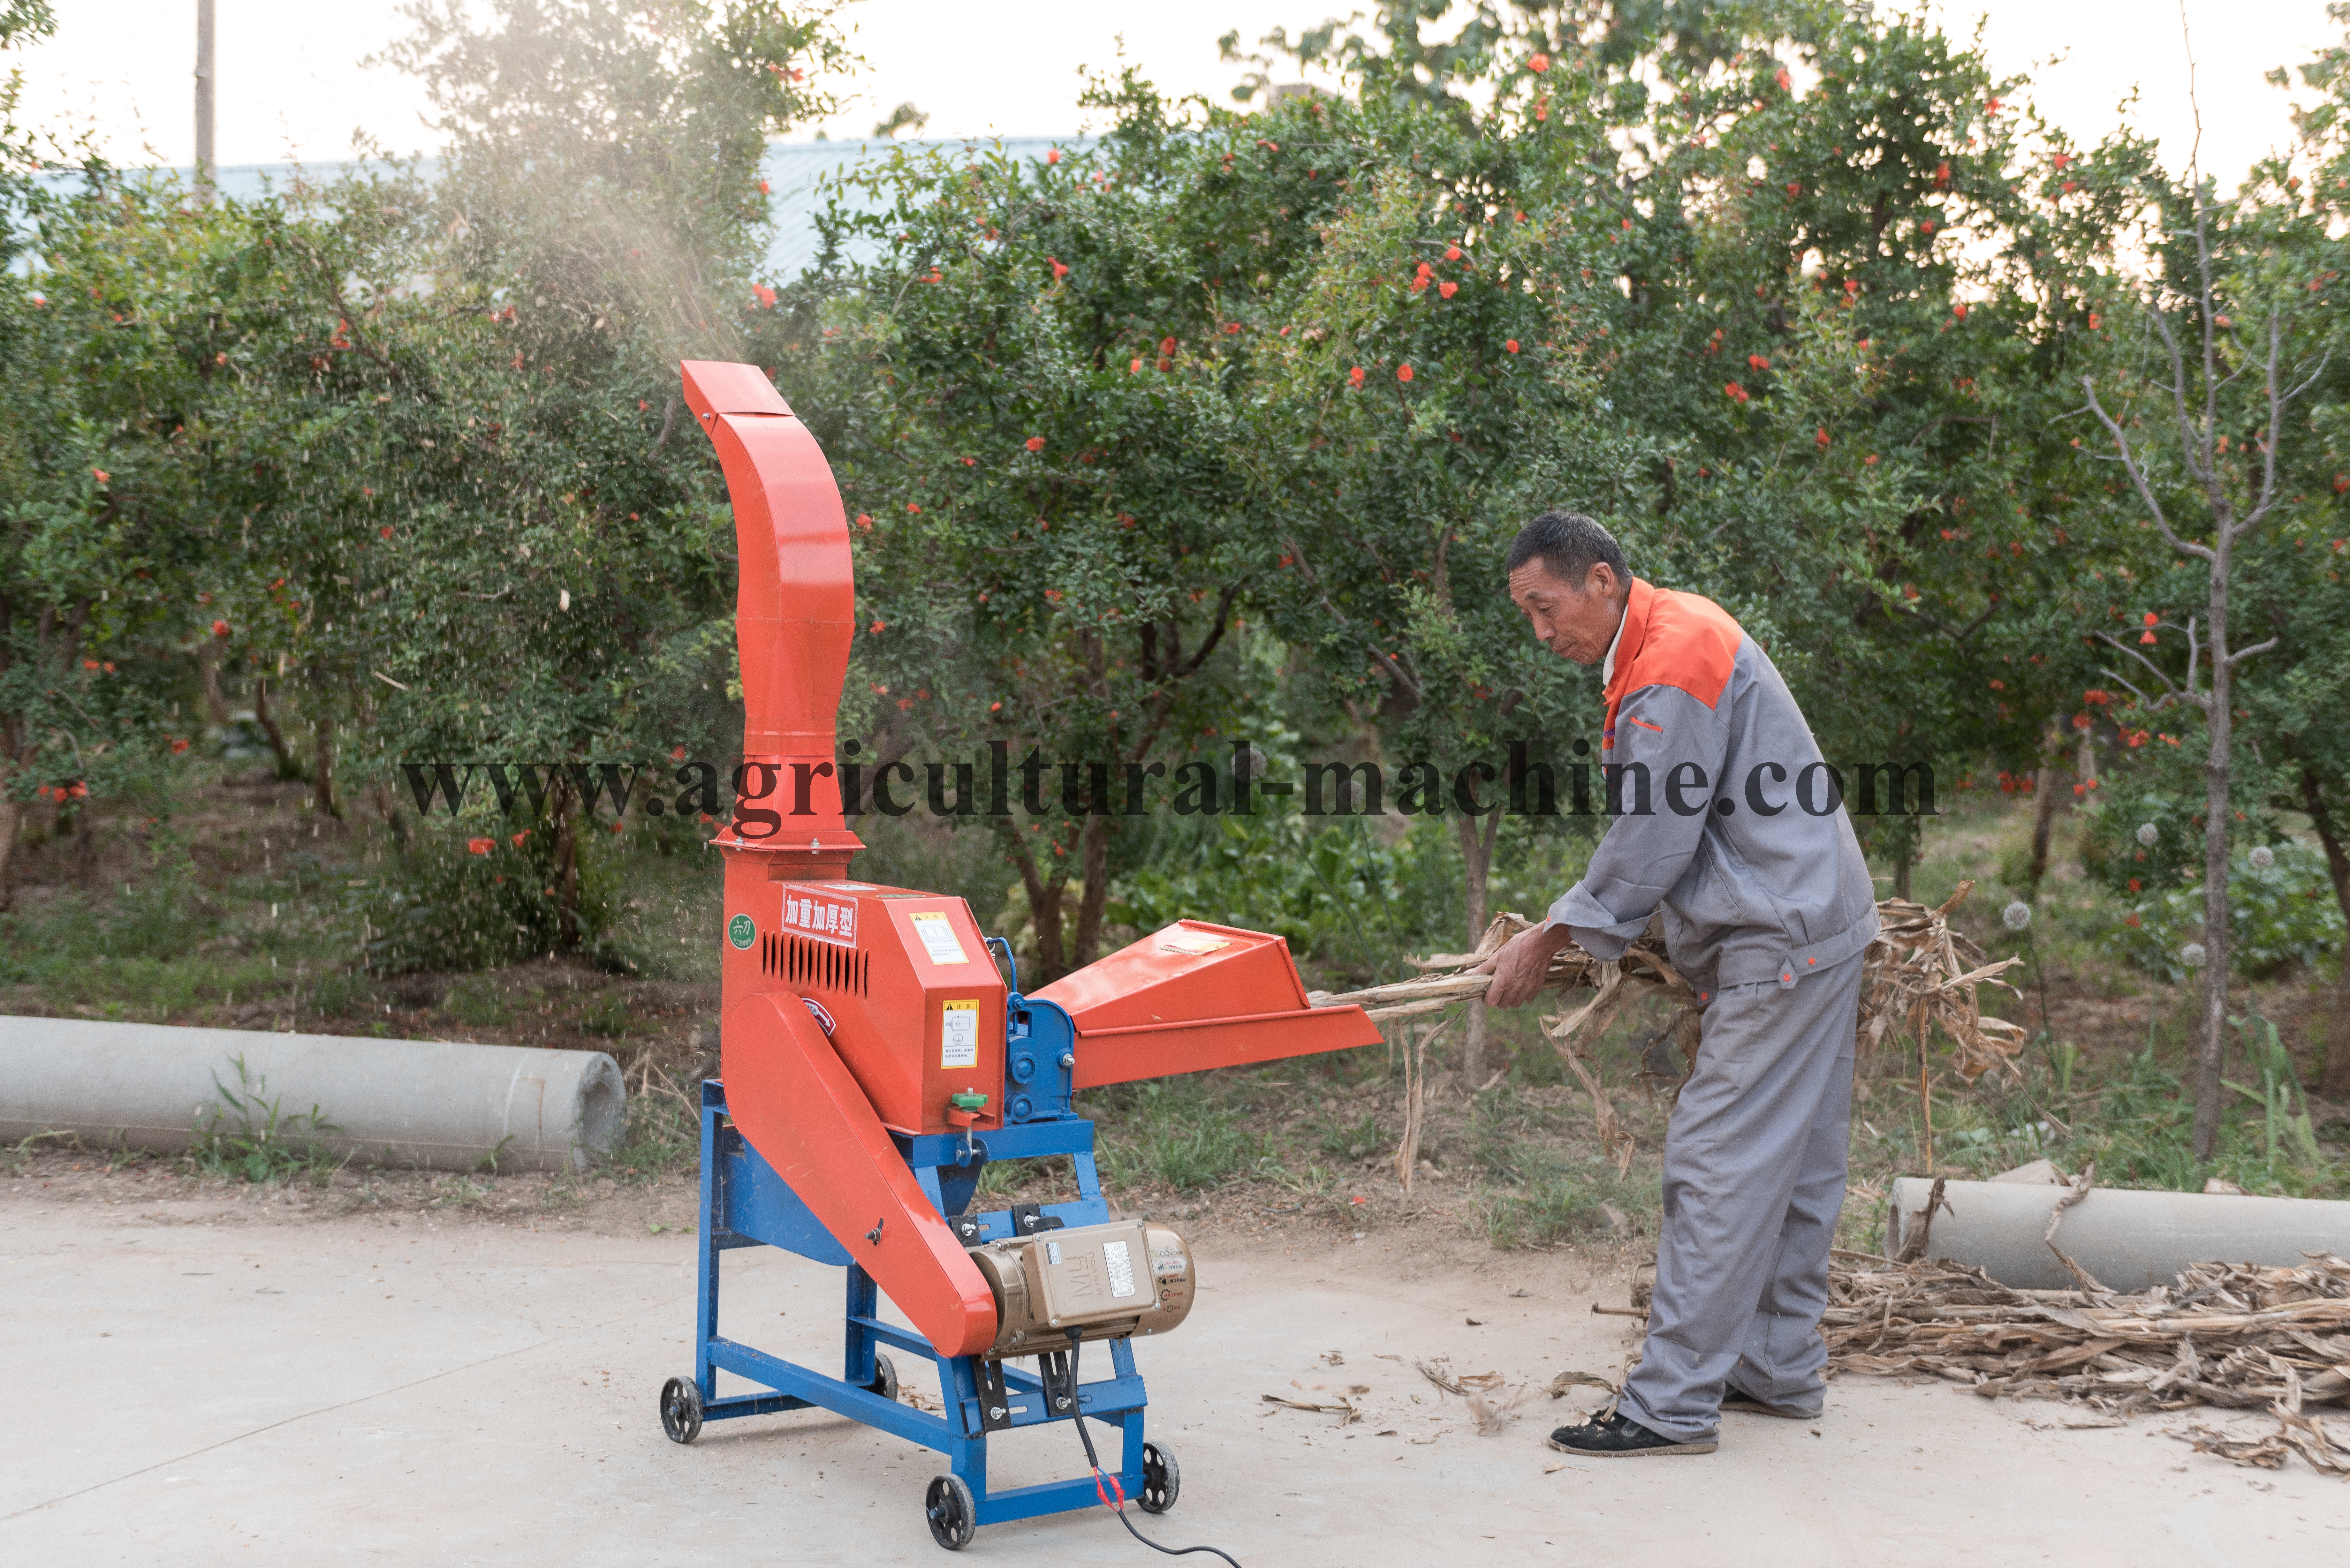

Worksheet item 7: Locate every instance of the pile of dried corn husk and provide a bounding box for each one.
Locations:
[1308,883,2026,1172]
[1823,1249,2350,1475]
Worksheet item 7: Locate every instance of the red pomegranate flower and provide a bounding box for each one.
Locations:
[1025,436,1045,452]
[1505,340,1520,353]
[1349,366,1366,387]
[1396,365,1414,382]
[1528,53,1549,73]
[467,837,495,856]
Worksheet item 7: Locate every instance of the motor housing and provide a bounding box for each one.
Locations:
[967,1220,1195,1357]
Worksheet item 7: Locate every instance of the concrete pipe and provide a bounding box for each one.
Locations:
[1886,1175,2350,1291]
[0,1016,626,1173]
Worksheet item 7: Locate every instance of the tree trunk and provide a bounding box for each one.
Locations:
[251,679,307,782]
[1072,815,1111,970]
[0,790,16,913]
[371,781,409,845]
[1456,806,1503,1087]
[2299,768,2350,1100]
[197,641,231,728]
[1005,830,1068,980]
[312,713,342,819]
[2192,520,2237,1162]
[71,801,97,888]
[2028,722,2067,889]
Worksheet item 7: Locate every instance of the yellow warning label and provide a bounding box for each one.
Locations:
[910,910,968,965]
[941,999,980,1068]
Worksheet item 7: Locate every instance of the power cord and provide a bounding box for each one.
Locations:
[1064,1330,1245,1568]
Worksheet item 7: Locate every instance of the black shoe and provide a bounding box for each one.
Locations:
[1545,1411,1717,1458]
[1721,1383,1817,1420]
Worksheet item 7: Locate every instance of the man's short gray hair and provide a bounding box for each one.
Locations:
[1505,509,1629,588]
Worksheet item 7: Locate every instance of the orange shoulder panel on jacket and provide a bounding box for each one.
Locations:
[1621,584,1743,712]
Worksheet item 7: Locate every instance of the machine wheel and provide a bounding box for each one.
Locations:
[924,1474,977,1550]
[659,1375,705,1444]
[1138,1440,1180,1514]
[869,1351,901,1402]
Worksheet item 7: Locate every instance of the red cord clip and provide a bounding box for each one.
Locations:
[1091,1466,1127,1512]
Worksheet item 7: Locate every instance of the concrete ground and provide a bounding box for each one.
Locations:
[4,1192,2345,1566]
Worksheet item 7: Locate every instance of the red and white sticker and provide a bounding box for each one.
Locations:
[781,887,858,949]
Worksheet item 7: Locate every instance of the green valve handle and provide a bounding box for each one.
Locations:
[949,1092,989,1111]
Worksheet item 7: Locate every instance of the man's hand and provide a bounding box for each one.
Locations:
[1475,921,1578,1009]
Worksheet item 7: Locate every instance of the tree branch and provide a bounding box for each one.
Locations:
[2082,377,2215,563]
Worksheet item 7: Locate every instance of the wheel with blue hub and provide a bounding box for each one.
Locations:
[659,1375,704,1444]
[925,1473,976,1550]
[1139,1440,1180,1513]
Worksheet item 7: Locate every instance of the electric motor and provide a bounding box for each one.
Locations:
[967,1220,1195,1357]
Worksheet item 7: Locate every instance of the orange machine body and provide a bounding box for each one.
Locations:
[720,878,1006,1137]
[684,358,1380,1366]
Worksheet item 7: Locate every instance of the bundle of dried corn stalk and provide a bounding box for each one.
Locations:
[1308,883,2027,1172]
[1822,1250,2350,1475]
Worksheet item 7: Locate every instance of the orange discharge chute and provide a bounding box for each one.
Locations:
[722,994,999,1357]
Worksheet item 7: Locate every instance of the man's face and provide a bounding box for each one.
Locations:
[1508,560,1623,667]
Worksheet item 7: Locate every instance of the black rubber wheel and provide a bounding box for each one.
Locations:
[925,1473,977,1550]
[869,1351,900,1402]
[659,1375,705,1444]
[1138,1440,1180,1514]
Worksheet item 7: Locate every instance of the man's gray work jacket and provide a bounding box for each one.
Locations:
[1548,577,1878,1001]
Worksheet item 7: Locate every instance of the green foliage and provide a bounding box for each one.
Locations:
[357,824,618,974]
[1109,809,1402,968]
[2099,843,2344,981]
[190,1055,344,1183]
[2223,1014,2325,1171]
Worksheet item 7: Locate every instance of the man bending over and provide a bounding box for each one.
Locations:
[1478,510,1878,1458]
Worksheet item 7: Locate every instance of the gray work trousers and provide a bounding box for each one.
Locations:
[1618,950,1863,1444]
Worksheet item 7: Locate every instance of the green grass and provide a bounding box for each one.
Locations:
[1092,1077,1267,1192]
[605,1077,699,1183]
[186,1054,348,1185]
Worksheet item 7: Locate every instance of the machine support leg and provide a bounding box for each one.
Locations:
[696,1102,724,1399]
[845,1263,880,1388]
[940,1353,987,1499]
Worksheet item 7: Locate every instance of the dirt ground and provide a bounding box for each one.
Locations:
[6,1163,2346,1566]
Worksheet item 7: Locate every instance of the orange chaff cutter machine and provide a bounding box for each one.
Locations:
[655,361,1382,1550]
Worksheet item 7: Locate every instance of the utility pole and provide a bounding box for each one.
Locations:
[194,0,215,200]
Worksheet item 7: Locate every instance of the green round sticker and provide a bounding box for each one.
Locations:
[727,913,756,951]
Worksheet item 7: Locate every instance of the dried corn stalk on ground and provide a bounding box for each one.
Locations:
[1309,883,2026,1172]
[1820,1250,2350,1476]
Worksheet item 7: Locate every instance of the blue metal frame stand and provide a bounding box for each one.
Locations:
[683,1078,1150,1527]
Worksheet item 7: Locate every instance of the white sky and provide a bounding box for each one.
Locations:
[16,0,2346,184]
